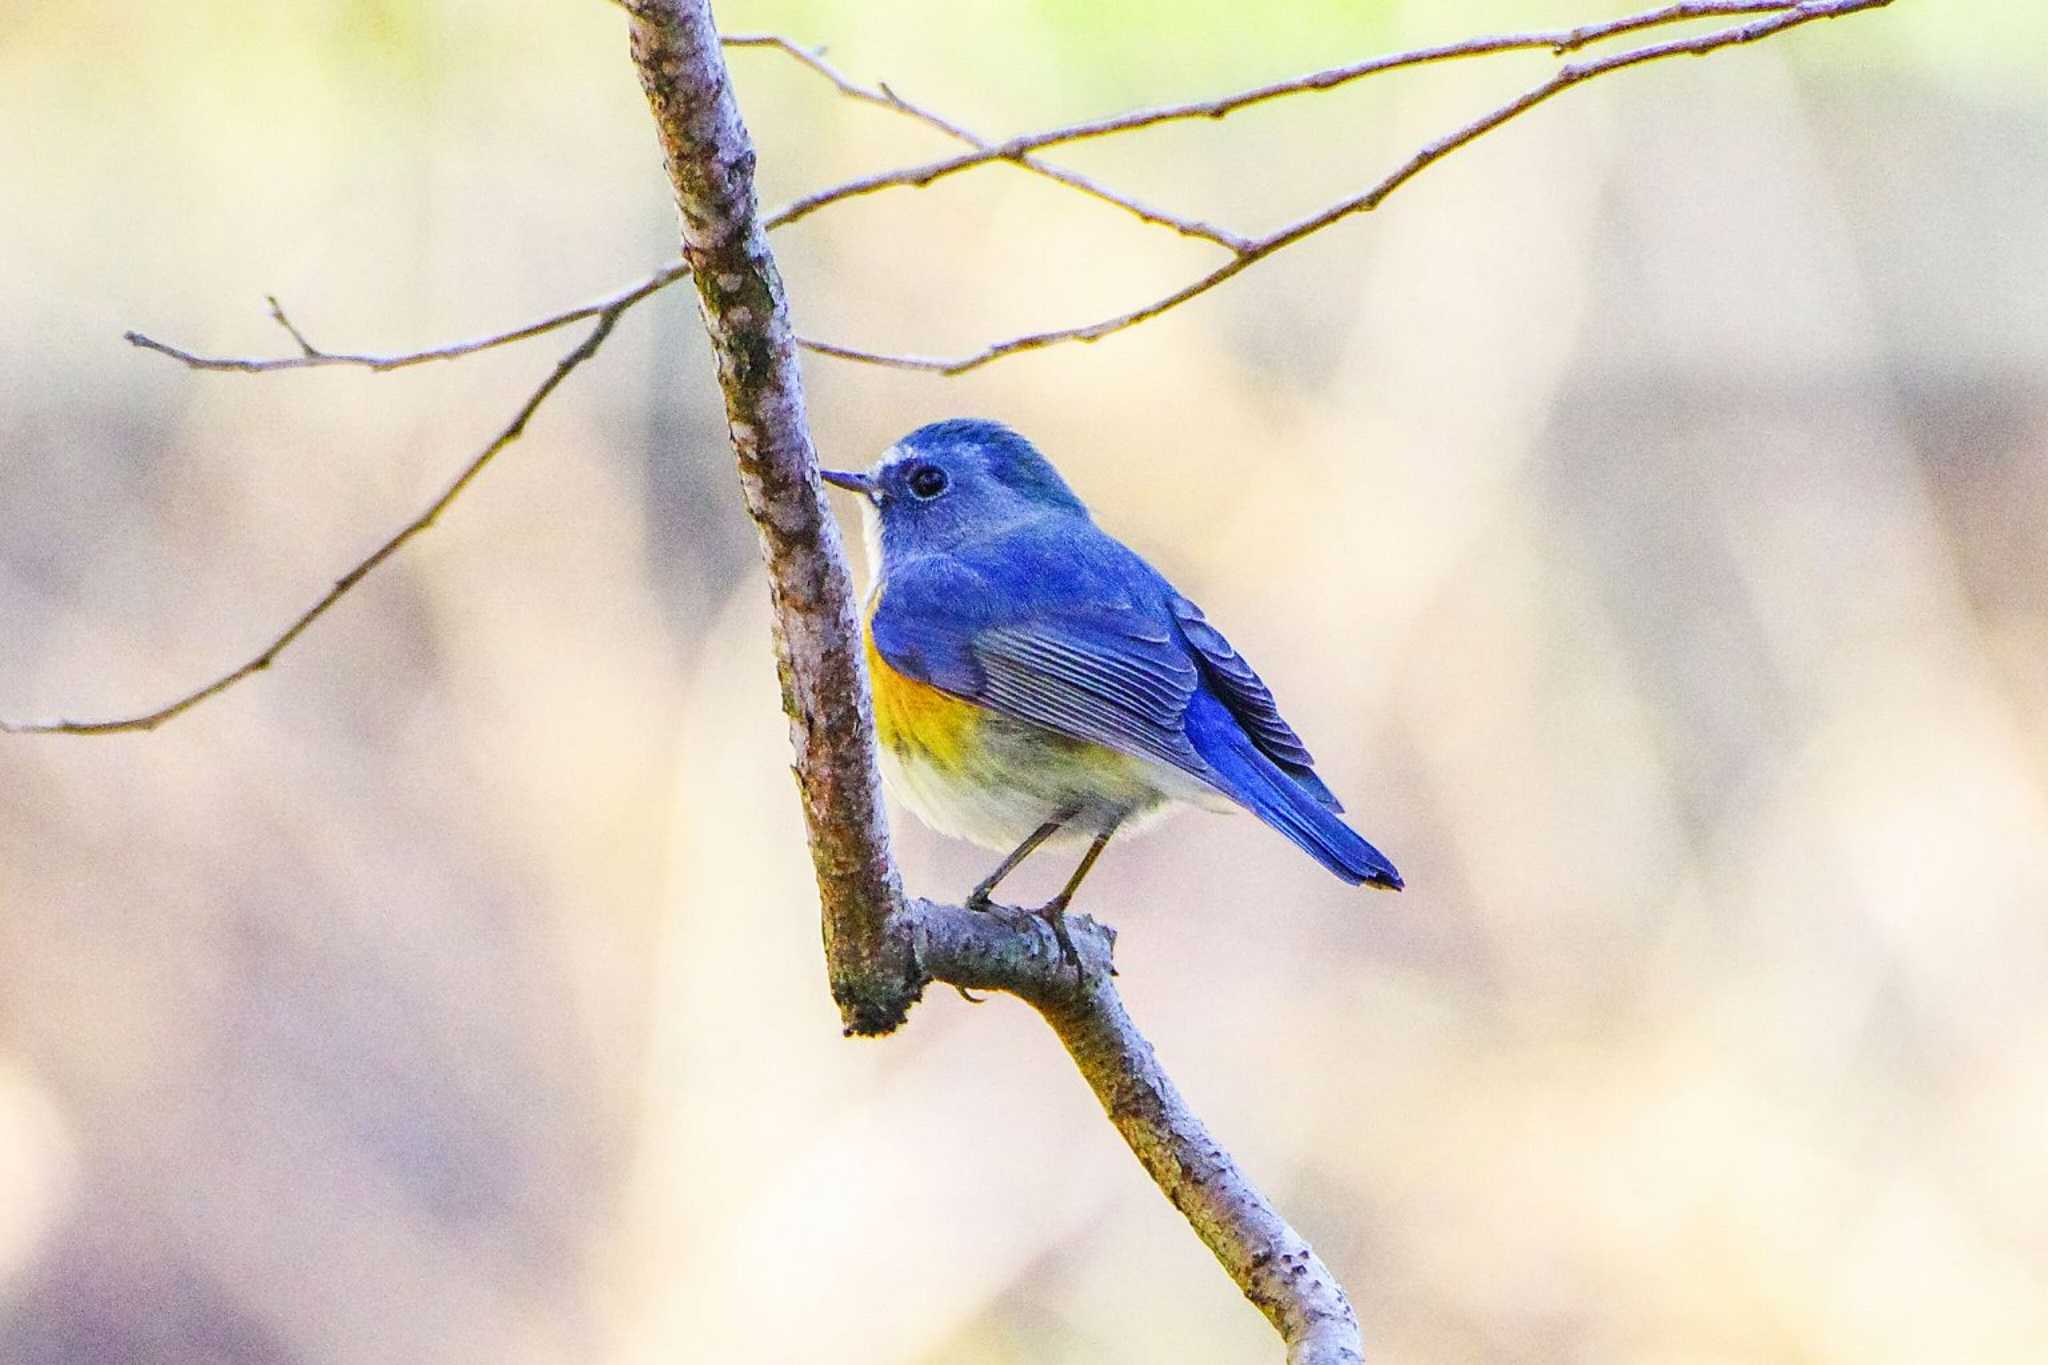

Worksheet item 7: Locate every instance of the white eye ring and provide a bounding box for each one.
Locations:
[907,465,949,499]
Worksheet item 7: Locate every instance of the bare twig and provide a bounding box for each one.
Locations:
[123,266,688,375]
[725,32,1250,252]
[760,0,1854,230]
[119,19,1241,390]
[634,5,1365,1358]
[120,22,1241,388]
[787,0,1894,374]
[0,307,630,735]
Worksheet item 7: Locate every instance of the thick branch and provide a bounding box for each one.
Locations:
[628,0,913,1034]
[4,0,1898,1354]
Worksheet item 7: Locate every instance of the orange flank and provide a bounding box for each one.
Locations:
[865,609,984,769]
[858,589,1218,851]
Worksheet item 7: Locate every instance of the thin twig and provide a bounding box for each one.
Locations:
[788,0,1893,374]
[122,265,688,375]
[725,33,1250,252]
[761,0,1843,230]
[0,308,628,735]
[123,23,1238,387]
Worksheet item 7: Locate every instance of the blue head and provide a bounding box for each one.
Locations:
[821,419,1089,566]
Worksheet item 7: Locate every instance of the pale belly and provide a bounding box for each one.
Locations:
[877,706,1203,852]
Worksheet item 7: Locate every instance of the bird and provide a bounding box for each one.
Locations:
[820,419,1399,966]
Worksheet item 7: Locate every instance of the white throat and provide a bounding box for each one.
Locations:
[859,497,885,602]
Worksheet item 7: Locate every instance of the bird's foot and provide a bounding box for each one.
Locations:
[1033,895,1084,982]
[953,984,988,1005]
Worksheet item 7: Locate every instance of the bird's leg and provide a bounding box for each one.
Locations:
[966,809,1074,912]
[1035,816,1122,976]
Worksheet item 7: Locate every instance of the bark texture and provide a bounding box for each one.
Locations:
[630,0,917,1033]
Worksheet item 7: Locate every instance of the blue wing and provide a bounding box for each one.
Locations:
[868,528,1208,778]
[975,615,1202,774]
[869,518,1400,887]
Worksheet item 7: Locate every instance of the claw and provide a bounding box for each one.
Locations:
[1037,897,1085,983]
[954,984,987,1004]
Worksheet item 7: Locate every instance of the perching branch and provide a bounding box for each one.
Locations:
[4,0,1890,729]
[630,6,1365,1357]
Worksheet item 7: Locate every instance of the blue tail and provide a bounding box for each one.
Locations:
[1185,691,1402,890]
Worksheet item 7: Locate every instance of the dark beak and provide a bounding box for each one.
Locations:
[819,467,878,502]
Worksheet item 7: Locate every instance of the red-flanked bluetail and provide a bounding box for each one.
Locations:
[822,420,1399,962]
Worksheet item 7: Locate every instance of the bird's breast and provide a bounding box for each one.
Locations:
[864,616,984,771]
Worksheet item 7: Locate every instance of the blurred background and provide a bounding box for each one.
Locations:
[2,0,2043,1361]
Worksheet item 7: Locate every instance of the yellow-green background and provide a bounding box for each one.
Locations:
[2,1,2042,1361]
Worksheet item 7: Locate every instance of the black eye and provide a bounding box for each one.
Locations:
[907,464,949,499]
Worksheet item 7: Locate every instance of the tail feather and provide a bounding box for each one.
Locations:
[1186,691,1402,889]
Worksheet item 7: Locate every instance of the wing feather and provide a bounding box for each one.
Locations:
[972,618,1204,775]
[1170,596,1340,810]
[867,531,1333,807]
